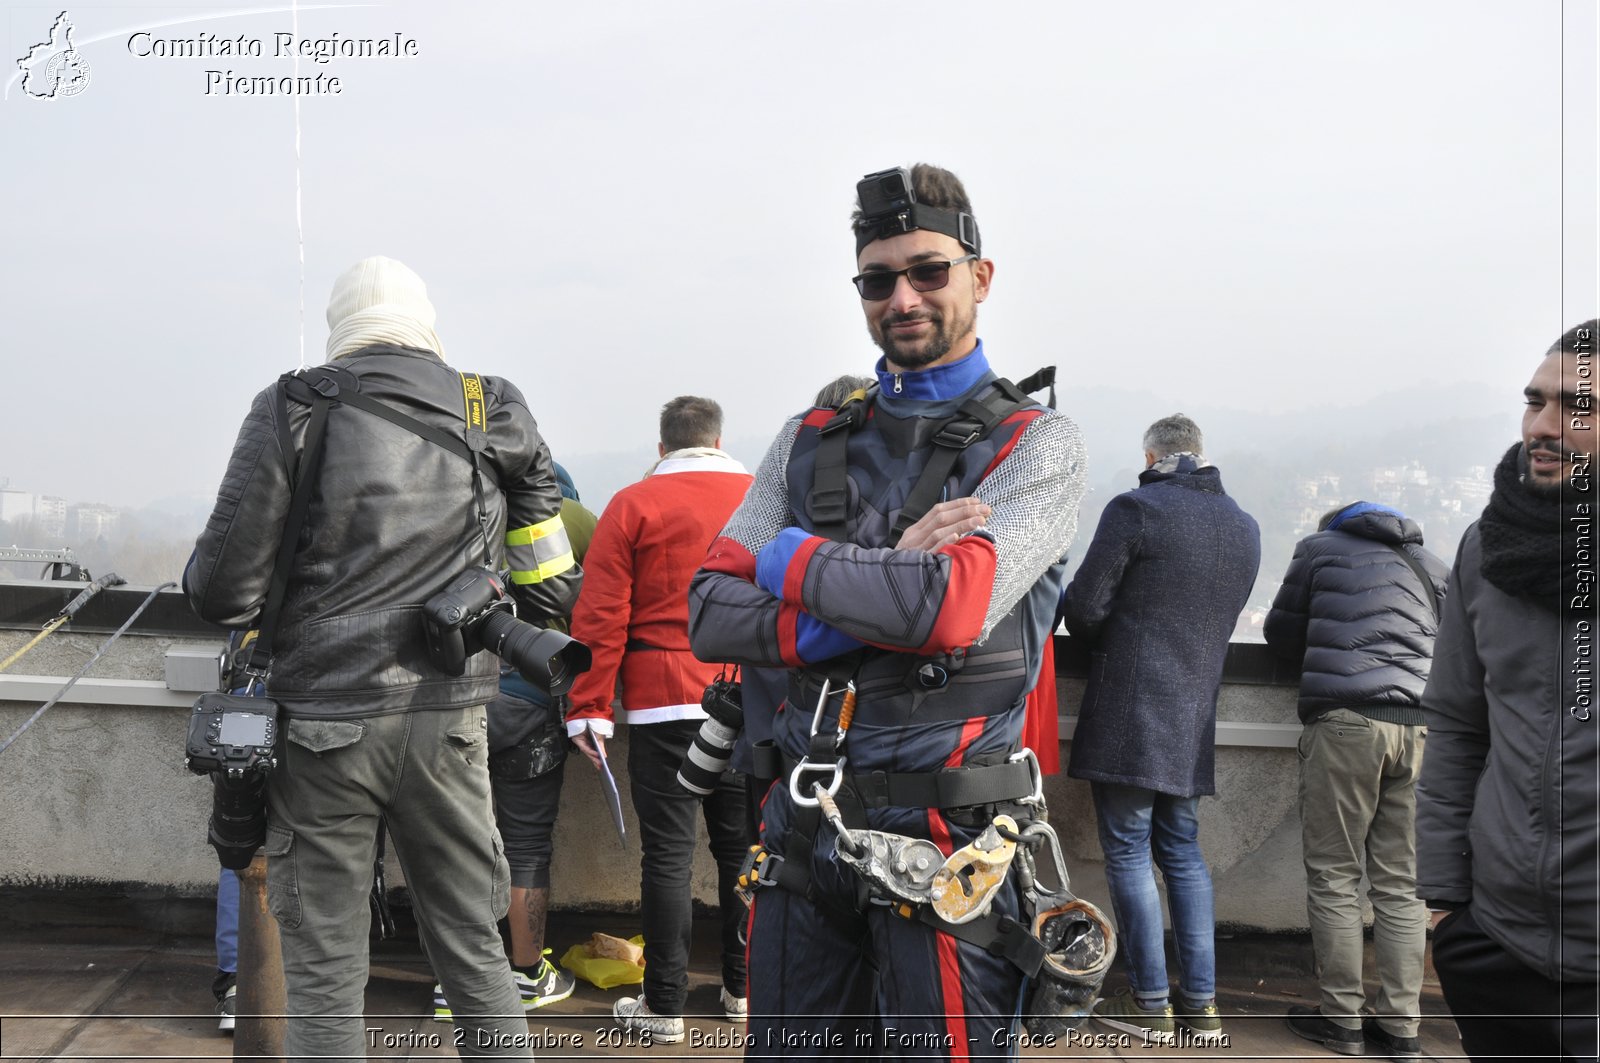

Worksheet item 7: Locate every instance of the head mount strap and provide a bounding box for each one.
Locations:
[855,204,981,257]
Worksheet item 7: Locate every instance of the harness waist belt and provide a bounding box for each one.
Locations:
[780,754,1035,809]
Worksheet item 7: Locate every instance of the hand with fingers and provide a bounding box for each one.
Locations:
[896,497,991,552]
[570,724,608,771]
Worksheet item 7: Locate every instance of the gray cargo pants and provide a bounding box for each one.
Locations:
[263,705,532,1061]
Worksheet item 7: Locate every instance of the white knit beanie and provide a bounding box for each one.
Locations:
[324,256,446,362]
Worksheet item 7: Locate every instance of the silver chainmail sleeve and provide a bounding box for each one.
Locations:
[717,413,803,555]
[973,408,1088,638]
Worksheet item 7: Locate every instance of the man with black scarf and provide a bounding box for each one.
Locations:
[1416,319,1598,1062]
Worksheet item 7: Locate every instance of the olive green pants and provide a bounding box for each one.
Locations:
[1298,709,1427,1039]
[264,705,531,1061]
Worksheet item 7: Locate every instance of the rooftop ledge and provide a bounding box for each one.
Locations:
[0,579,1306,745]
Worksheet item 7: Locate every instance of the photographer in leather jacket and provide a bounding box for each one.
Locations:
[186,256,581,1061]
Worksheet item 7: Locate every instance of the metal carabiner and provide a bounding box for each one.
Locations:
[791,677,848,806]
[1009,747,1045,807]
[1019,820,1073,899]
[790,758,845,806]
[807,678,834,737]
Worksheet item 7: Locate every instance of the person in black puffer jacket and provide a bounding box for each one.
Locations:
[1264,502,1448,1061]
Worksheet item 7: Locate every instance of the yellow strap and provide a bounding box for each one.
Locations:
[459,373,486,433]
[0,615,69,674]
[505,512,565,546]
[508,552,575,585]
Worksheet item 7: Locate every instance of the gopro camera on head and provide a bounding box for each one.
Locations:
[857,167,917,220]
[854,165,981,257]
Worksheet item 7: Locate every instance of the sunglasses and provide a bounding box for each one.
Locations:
[851,254,978,301]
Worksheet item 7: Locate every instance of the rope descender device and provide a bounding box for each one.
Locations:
[789,678,855,807]
[930,814,1019,924]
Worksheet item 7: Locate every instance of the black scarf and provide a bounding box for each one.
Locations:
[1479,443,1595,609]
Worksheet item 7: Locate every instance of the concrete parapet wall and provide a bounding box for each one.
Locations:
[0,591,1319,931]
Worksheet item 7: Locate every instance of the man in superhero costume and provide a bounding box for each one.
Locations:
[688,163,1087,1058]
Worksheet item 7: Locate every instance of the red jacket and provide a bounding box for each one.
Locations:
[567,453,753,733]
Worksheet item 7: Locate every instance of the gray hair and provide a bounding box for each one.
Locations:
[660,396,723,452]
[1142,414,1204,459]
[814,374,874,409]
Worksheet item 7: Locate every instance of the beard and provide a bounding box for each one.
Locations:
[1523,441,1577,497]
[869,301,976,369]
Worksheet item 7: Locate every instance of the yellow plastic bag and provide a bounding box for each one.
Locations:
[559,934,646,989]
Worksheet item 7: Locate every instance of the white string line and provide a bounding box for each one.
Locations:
[293,0,306,369]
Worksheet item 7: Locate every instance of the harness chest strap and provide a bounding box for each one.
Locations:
[808,372,1049,545]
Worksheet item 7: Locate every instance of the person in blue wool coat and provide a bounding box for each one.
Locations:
[1060,413,1260,1046]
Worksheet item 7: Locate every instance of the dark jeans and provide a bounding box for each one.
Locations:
[628,719,752,1016]
[1431,904,1599,1062]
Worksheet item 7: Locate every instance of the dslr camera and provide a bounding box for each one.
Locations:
[185,630,281,871]
[421,567,591,696]
[676,670,743,796]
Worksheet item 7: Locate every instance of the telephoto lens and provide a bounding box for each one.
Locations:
[209,772,270,870]
[677,718,739,796]
[477,609,592,696]
[676,675,745,795]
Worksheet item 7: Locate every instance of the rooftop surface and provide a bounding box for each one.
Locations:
[0,897,1467,1062]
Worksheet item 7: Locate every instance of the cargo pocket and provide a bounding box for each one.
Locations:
[285,718,365,756]
[445,716,490,770]
[261,826,302,929]
[490,829,511,920]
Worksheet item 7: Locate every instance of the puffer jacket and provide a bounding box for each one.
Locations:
[1415,522,1598,981]
[186,344,581,718]
[1264,509,1449,725]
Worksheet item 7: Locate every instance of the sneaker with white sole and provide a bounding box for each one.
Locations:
[1173,998,1224,1043]
[216,984,236,1034]
[720,986,747,1024]
[430,982,452,1023]
[516,951,576,1010]
[1093,988,1176,1045]
[612,995,685,1044]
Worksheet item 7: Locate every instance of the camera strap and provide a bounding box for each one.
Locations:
[251,384,335,675]
[283,365,497,570]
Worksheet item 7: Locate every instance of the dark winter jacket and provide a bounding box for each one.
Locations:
[1263,508,1449,726]
[186,345,582,719]
[1061,462,1261,797]
[1415,522,1599,982]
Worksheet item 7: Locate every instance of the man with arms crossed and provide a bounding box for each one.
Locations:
[689,163,1086,1058]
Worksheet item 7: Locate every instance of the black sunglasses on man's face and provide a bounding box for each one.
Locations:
[851,254,978,301]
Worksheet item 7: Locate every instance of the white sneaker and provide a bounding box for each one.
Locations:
[719,986,748,1024]
[217,984,236,1033]
[612,995,685,1044]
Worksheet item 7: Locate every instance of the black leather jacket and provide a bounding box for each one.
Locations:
[186,345,581,718]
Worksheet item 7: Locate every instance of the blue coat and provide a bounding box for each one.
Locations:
[1061,463,1260,797]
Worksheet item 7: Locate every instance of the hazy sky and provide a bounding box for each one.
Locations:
[3,0,1595,509]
